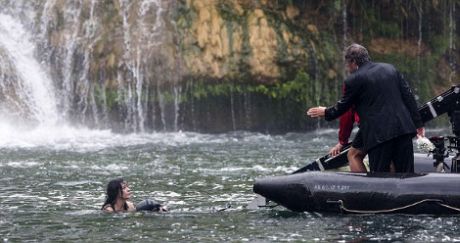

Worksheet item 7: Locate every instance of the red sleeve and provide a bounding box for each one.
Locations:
[338,83,355,145]
[338,108,355,145]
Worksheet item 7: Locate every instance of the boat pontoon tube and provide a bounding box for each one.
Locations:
[253,172,460,214]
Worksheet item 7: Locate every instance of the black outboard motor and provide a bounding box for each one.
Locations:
[429,136,449,172]
[448,110,460,172]
[450,110,460,137]
[418,85,460,173]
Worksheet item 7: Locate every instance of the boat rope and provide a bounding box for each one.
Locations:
[336,199,444,214]
[437,202,460,212]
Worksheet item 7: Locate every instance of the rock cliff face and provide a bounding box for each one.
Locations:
[178,0,321,82]
[176,0,340,131]
[175,0,459,131]
[0,0,458,132]
[180,0,282,80]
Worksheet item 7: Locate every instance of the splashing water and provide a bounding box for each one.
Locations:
[0,12,113,148]
[0,14,58,126]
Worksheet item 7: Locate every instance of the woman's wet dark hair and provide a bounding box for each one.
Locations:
[101,178,127,210]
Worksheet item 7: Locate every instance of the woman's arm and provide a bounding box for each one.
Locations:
[102,205,114,212]
[127,201,136,212]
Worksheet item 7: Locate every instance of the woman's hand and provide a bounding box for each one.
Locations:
[329,143,343,156]
[417,127,425,137]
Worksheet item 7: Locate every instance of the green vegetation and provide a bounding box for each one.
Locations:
[186,70,333,108]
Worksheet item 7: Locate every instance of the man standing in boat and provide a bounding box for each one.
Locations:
[307,43,425,173]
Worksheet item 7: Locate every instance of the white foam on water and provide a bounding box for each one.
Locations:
[54,180,97,187]
[64,210,99,216]
[0,121,275,151]
[0,161,41,168]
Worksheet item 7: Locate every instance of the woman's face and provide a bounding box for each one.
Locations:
[119,182,132,200]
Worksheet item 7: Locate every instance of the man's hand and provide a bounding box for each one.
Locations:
[329,143,343,156]
[306,106,326,118]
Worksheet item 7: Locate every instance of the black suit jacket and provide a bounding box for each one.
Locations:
[325,62,423,151]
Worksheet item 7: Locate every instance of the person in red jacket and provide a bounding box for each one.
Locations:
[327,76,367,172]
[329,106,367,172]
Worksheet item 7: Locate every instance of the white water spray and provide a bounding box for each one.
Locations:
[0,12,117,149]
[0,14,58,125]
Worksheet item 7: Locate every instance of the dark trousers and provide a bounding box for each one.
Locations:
[368,134,414,173]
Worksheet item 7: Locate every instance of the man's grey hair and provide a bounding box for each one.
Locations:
[344,44,371,66]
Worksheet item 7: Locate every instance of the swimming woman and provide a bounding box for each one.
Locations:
[101,178,136,212]
[102,178,167,212]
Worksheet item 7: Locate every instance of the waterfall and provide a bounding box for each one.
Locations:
[61,1,82,119]
[341,0,347,92]
[157,84,167,131]
[450,1,456,51]
[119,0,143,132]
[32,0,179,132]
[230,89,236,131]
[0,0,182,133]
[117,0,176,132]
[78,0,100,125]
[244,93,252,130]
[416,2,423,94]
[449,0,457,81]
[36,0,104,125]
[173,85,181,131]
[0,13,58,126]
[306,42,321,129]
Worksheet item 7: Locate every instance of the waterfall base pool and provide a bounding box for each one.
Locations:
[1,129,460,241]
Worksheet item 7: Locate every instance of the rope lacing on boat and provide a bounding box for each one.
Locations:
[333,199,460,214]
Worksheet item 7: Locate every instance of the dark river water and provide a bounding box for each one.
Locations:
[1,127,460,242]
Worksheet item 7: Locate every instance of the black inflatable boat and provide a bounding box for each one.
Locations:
[254,171,460,214]
[252,85,460,214]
